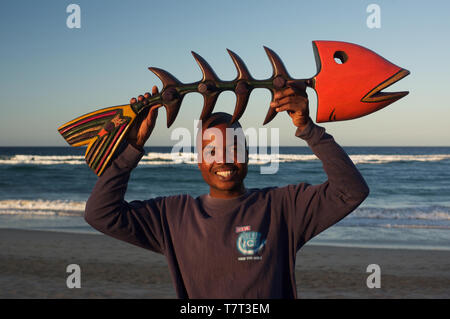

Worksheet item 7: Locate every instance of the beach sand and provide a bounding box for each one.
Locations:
[0,229,448,299]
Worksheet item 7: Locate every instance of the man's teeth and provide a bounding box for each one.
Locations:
[216,170,234,177]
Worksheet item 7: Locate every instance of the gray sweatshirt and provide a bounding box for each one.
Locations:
[85,122,369,298]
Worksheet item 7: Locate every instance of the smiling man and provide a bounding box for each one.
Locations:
[196,114,249,199]
[84,84,369,298]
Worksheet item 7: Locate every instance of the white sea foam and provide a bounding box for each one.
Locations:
[352,206,450,221]
[381,224,450,230]
[0,155,86,165]
[349,154,450,164]
[0,199,85,217]
[1,153,450,166]
[1,199,449,226]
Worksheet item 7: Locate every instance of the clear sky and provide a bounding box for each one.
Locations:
[0,0,449,146]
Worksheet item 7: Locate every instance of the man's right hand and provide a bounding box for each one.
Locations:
[127,85,161,150]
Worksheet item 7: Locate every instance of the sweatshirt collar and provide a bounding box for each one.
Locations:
[200,189,250,209]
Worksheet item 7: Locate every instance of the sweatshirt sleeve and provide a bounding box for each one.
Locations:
[84,143,166,254]
[281,120,370,250]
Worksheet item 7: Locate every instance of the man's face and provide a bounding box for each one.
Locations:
[198,122,248,198]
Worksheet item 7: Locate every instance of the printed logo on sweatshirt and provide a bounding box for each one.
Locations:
[236,229,266,261]
[235,225,251,233]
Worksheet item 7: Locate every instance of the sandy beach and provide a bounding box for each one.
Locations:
[0,228,448,299]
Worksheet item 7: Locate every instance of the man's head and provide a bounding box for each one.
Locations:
[196,112,248,199]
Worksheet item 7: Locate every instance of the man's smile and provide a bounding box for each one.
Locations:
[213,166,238,181]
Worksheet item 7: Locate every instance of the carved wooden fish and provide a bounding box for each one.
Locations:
[58,41,410,176]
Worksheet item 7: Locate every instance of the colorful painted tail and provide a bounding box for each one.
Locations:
[58,104,137,176]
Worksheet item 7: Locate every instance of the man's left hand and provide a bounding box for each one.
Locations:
[270,81,310,131]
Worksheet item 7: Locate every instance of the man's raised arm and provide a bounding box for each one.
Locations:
[270,83,369,248]
[84,87,166,254]
[288,120,369,247]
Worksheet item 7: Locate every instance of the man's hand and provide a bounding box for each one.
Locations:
[127,85,161,150]
[270,81,311,132]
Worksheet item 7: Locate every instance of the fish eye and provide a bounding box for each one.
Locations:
[333,51,348,64]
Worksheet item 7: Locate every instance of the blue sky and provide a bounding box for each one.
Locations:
[0,0,449,146]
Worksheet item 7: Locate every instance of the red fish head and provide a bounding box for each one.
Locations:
[311,40,410,122]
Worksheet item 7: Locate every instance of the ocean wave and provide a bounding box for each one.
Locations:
[380,224,450,230]
[0,155,86,165]
[352,206,450,221]
[0,199,85,217]
[1,153,450,166]
[1,199,449,226]
[349,154,450,164]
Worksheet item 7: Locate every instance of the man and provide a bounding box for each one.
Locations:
[85,83,369,298]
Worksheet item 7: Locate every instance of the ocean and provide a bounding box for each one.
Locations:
[0,146,449,251]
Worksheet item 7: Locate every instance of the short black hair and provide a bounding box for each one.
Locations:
[201,112,242,131]
[196,112,247,153]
